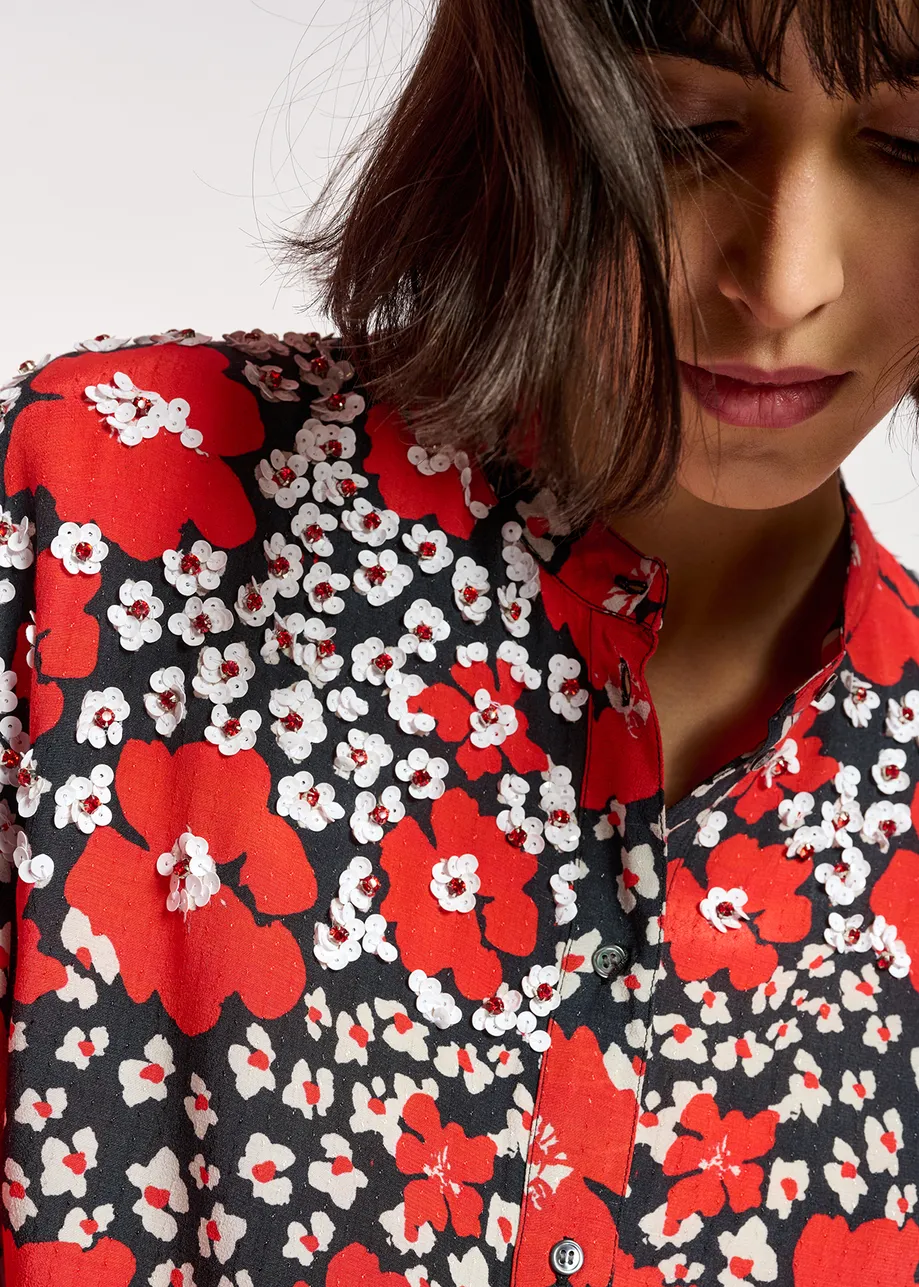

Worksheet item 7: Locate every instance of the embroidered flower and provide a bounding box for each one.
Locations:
[326,685,369,722]
[539,765,581,851]
[362,914,398,963]
[107,579,165,650]
[0,512,34,570]
[522,963,561,1017]
[550,859,585,926]
[192,642,256,704]
[312,460,368,506]
[309,385,366,423]
[341,498,399,546]
[12,830,54,888]
[50,521,109,575]
[269,680,327,763]
[695,808,728,848]
[351,638,406,687]
[224,327,290,358]
[291,501,337,558]
[452,556,491,623]
[400,599,450,662]
[497,584,532,638]
[825,911,871,954]
[338,856,385,913]
[496,805,545,855]
[350,786,405,845]
[814,846,870,906]
[314,899,364,970]
[204,705,261,756]
[497,639,542,689]
[431,853,480,912]
[759,738,801,788]
[11,750,51,818]
[352,548,414,606]
[76,687,130,748]
[402,523,454,573]
[784,824,830,862]
[548,656,588,722]
[835,763,861,799]
[699,886,750,933]
[868,914,912,978]
[777,790,814,831]
[256,448,310,506]
[872,748,910,795]
[235,577,277,628]
[472,983,523,1036]
[261,612,306,666]
[303,562,349,615]
[53,765,114,834]
[334,729,393,788]
[162,540,227,596]
[295,415,356,458]
[245,362,301,403]
[156,831,221,917]
[820,795,864,847]
[263,533,304,597]
[167,595,234,645]
[395,747,449,800]
[469,689,518,748]
[144,666,187,735]
[275,773,344,831]
[408,970,462,1029]
[840,669,880,727]
[515,1010,552,1052]
[861,800,912,853]
[497,773,529,807]
[885,690,919,742]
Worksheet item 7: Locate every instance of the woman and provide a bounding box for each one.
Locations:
[1,0,919,1282]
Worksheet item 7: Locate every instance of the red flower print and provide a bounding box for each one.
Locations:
[363,404,495,540]
[662,1092,779,1231]
[380,786,539,999]
[327,1242,410,1287]
[793,1214,919,1286]
[6,344,263,561]
[13,916,68,1006]
[64,739,316,1035]
[664,833,813,989]
[729,703,839,826]
[510,1025,644,1287]
[33,550,100,680]
[1,1229,136,1287]
[848,565,919,687]
[395,1092,496,1240]
[870,836,919,991]
[408,657,547,781]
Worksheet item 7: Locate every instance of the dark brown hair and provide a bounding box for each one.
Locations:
[273,0,919,525]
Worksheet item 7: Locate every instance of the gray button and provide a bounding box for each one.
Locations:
[592,943,629,979]
[549,1237,585,1277]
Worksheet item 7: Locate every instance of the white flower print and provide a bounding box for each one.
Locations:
[262,532,303,598]
[276,773,344,830]
[3,1158,37,1230]
[472,983,523,1037]
[55,1025,109,1070]
[311,460,368,507]
[144,666,187,735]
[237,1132,295,1206]
[197,1201,247,1264]
[868,915,911,978]
[885,689,919,742]
[864,1109,903,1176]
[162,540,227,596]
[255,447,310,505]
[498,583,532,637]
[700,886,750,933]
[107,579,164,650]
[351,638,407,687]
[76,686,130,748]
[860,800,912,853]
[402,523,453,573]
[41,1127,99,1199]
[872,747,910,795]
[326,685,369,722]
[235,577,277,628]
[156,831,221,917]
[548,655,589,722]
[50,521,109,575]
[303,561,349,615]
[58,1202,115,1248]
[695,808,728,848]
[399,598,450,662]
[281,1058,334,1120]
[0,511,34,571]
[204,705,261,756]
[430,852,480,912]
[192,641,256,704]
[13,1085,67,1133]
[341,497,399,546]
[291,501,337,558]
[496,805,545,855]
[814,847,870,907]
[469,688,518,748]
[184,1074,218,1139]
[283,1211,335,1267]
[334,729,393,788]
[167,595,234,645]
[408,970,462,1029]
[452,555,491,623]
[118,1034,175,1107]
[522,964,561,1017]
[352,548,414,606]
[269,679,327,763]
[886,1183,917,1226]
[824,1138,868,1212]
[350,786,404,844]
[395,747,448,800]
[53,765,114,834]
[307,1134,368,1210]
[840,669,880,727]
[228,1024,276,1099]
[777,790,814,831]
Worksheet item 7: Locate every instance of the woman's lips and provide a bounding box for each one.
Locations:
[679,361,852,428]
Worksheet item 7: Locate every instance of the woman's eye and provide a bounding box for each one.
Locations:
[656,121,919,175]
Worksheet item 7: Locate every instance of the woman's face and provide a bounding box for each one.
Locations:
[644,15,919,508]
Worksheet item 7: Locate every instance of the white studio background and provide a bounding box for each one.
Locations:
[2,0,918,571]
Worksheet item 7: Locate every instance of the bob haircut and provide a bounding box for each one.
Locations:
[276,0,919,525]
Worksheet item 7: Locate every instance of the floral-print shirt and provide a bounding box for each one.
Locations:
[0,327,917,1287]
